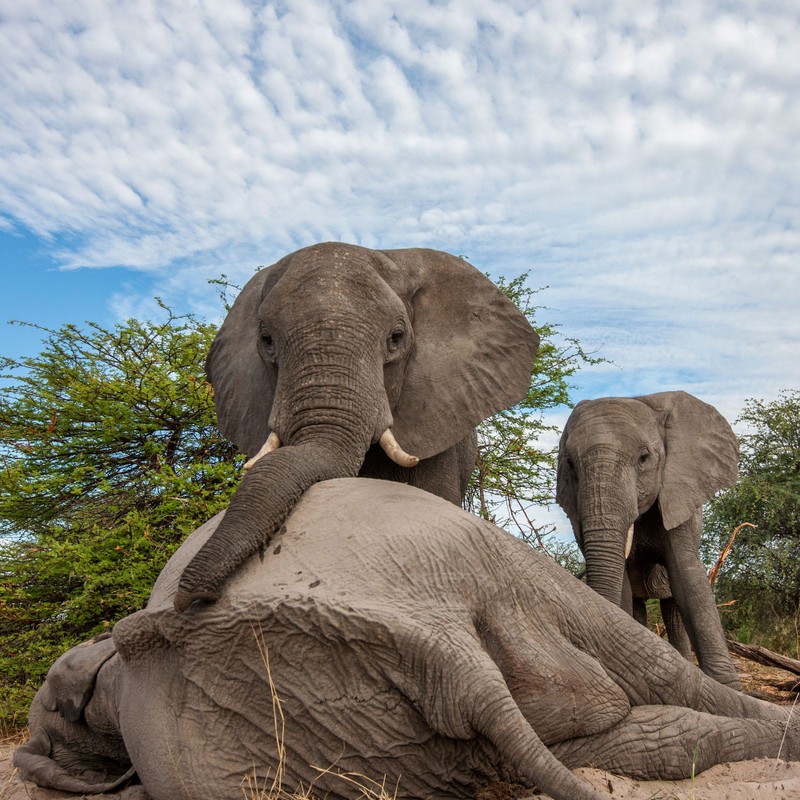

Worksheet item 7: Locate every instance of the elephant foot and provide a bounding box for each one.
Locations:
[551,705,791,779]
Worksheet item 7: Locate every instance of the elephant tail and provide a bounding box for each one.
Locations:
[471,690,607,800]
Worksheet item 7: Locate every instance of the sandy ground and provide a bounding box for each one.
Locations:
[3,657,799,800]
[544,760,800,799]
[4,740,800,800]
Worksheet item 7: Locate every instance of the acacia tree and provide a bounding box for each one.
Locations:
[466,273,600,565]
[703,390,800,653]
[0,279,595,726]
[0,306,240,724]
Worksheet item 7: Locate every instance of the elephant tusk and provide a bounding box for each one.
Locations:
[625,524,635,559]
[379,429,420,468]
[243,431,281,473]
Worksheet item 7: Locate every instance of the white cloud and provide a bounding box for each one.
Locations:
[1,0,798,500]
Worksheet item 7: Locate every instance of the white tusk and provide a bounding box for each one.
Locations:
[379,429,419,468]
[243,431,281,473]
[624,524,635,559]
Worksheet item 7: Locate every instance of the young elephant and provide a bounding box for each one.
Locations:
[17,480,798,800]
[556,390,740,687]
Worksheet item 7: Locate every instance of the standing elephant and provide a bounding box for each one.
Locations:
[556,390,740,687]
[173,242,539,611]
[15,480,800,800]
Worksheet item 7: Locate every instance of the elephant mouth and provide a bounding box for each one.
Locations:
[244,427,420,474]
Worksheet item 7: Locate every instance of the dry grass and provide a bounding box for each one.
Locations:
[777,691,800,763]
[0,724,26,748]
[247,625,398,800]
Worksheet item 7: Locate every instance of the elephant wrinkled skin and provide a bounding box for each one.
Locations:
[175,242,540,611]
[16,480,800,800]
[556,390,740,688]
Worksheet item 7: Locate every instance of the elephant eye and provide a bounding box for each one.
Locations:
[259,329,276,362]
[387,327,405,353]
[638,450,650,466]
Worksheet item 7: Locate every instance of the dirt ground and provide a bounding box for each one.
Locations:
[3,656,800,800]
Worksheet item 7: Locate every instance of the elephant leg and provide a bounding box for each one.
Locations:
[383,621,611,800]
[632,597,647,627]
[582,596,777,722]
[550,705,800,780]
[661,597,693,661]
[662,515,741,689]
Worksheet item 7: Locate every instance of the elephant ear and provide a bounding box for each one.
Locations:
[376,249,540,459]
[39,634,117,723]
[637,391,739,531]
[555,405,585,535]
[206,260,290,457]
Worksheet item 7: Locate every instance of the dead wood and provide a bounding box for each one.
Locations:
[769,677,800,693]
[727,639,800,676]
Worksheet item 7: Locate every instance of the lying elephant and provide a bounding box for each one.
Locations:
[15,479,800,800]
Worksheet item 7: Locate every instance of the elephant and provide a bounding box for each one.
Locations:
[556,390,741,688]
[173,242,540,611]
[15,479,800,800]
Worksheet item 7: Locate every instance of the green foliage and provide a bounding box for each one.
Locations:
[0,278,596,727]
[465,273,600,568]
[703,390,800,655]
[0,306,241,726]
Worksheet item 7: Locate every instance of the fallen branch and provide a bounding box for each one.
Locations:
[727,639,800,676]
[769,677,800,693]
[708,522,756,586]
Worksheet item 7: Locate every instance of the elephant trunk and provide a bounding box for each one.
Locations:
[576,454,637,609]
[174,441,362,610]
[581,520,629,608]
[174,350,389,612]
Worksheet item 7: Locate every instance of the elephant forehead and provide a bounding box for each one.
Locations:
[568,400,659,446]
[148,480,509,615]
[264,249,403,317]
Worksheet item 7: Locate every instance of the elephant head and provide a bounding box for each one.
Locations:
[556,390,738,608]
[174,243,539,610]
[13,632,134,793]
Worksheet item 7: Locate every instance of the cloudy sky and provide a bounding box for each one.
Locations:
[1,0,798,530]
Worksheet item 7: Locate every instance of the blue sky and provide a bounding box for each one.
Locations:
[1,1,798,534]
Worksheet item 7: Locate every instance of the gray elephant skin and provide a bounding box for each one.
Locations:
[556,391,740,688]
[16,479,800,800]
[174,242,540,611]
